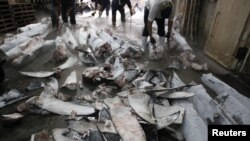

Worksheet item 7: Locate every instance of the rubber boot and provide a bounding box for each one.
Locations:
[142,36,148,52]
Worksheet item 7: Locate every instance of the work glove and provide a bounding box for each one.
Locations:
[150,37,156,44]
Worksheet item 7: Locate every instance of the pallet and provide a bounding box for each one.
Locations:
[0,2,38,33]
[10,3,34,12]
[9,3,36,28]
[0,24,16,33]
[8,0,27,4]
[31,0,50,3]
[0,1,16,33]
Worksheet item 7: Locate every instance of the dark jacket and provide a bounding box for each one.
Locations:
[95,0,110,6]
[112,0,132,9]
[51,0,60,7]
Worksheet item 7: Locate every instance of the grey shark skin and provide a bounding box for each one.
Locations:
[110,106,147,141]
[172,100,208,141]
[154,104,183,129]
[201,73,250,124]
[128,93,156,124]
[36,97,95,116]
[61,70,77,91]
[188,85,233,124]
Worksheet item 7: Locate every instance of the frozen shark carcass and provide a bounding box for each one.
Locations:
[1,113,23,123]
[110,106,147,141]
[92,84,117,100]
[128,93,155,124]
[112,57,141,86]
[40,77,59,98]
[0,89,27,109]
[104,96,124,109]
[17,96,50,115]
[0,35,31,52]
[53,36,68,62]
[6,37,44,61]
[172,100,208,141]
[79,27,89,48]
[36,96,95,115]
[171,71,186,87]
[36,78,94,115]
[172,30,192,52]
[188,85,234,124]
[148,42,164,60]
[61,70,77,91]
[25,81,45,91]
[62,27,78,50]
[11,39,55,66]
[68,119,117,134]
[16,78,58,114]
[118,43,142,58]
[77,48,97,67]
[153,104,184,129]
[17,20,51,38]
[112,57,126,87]
[88,29,112,58]
[17,23,42,33]
[82,66,113,84]
[56,56,78,70]
[159,91,195,99]
[0,89,22,102]
[53,127,110,141]
[201,73,250,109]
[96,30,120,50]
[19,71,55,78]
[132,70,167,89]
[201,73,250,124]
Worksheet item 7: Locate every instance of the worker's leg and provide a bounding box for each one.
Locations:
[118,6,125,23]
[61,0,68,23]
[142,8,150,51]
[50,0,56,28]
[142,8,149,36]
[70,0,76,25]
[0,66,4,83]
[112,5,117,27]
[105,2,110,17]
[156,18,166,47]
[98,5,104,17]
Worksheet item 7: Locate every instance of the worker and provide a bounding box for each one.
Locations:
[0,49,6,83]
[91,0,111,17]
[61,0,76,25]
[111,0,133,27]
[50,0,61,28]
[142,0,175,51]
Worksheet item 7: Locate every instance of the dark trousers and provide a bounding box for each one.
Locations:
[142,8,165,36]
[100,3,110,16]
[61,0,76,24]
[50,0,58,27]
[112,5,125,24]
